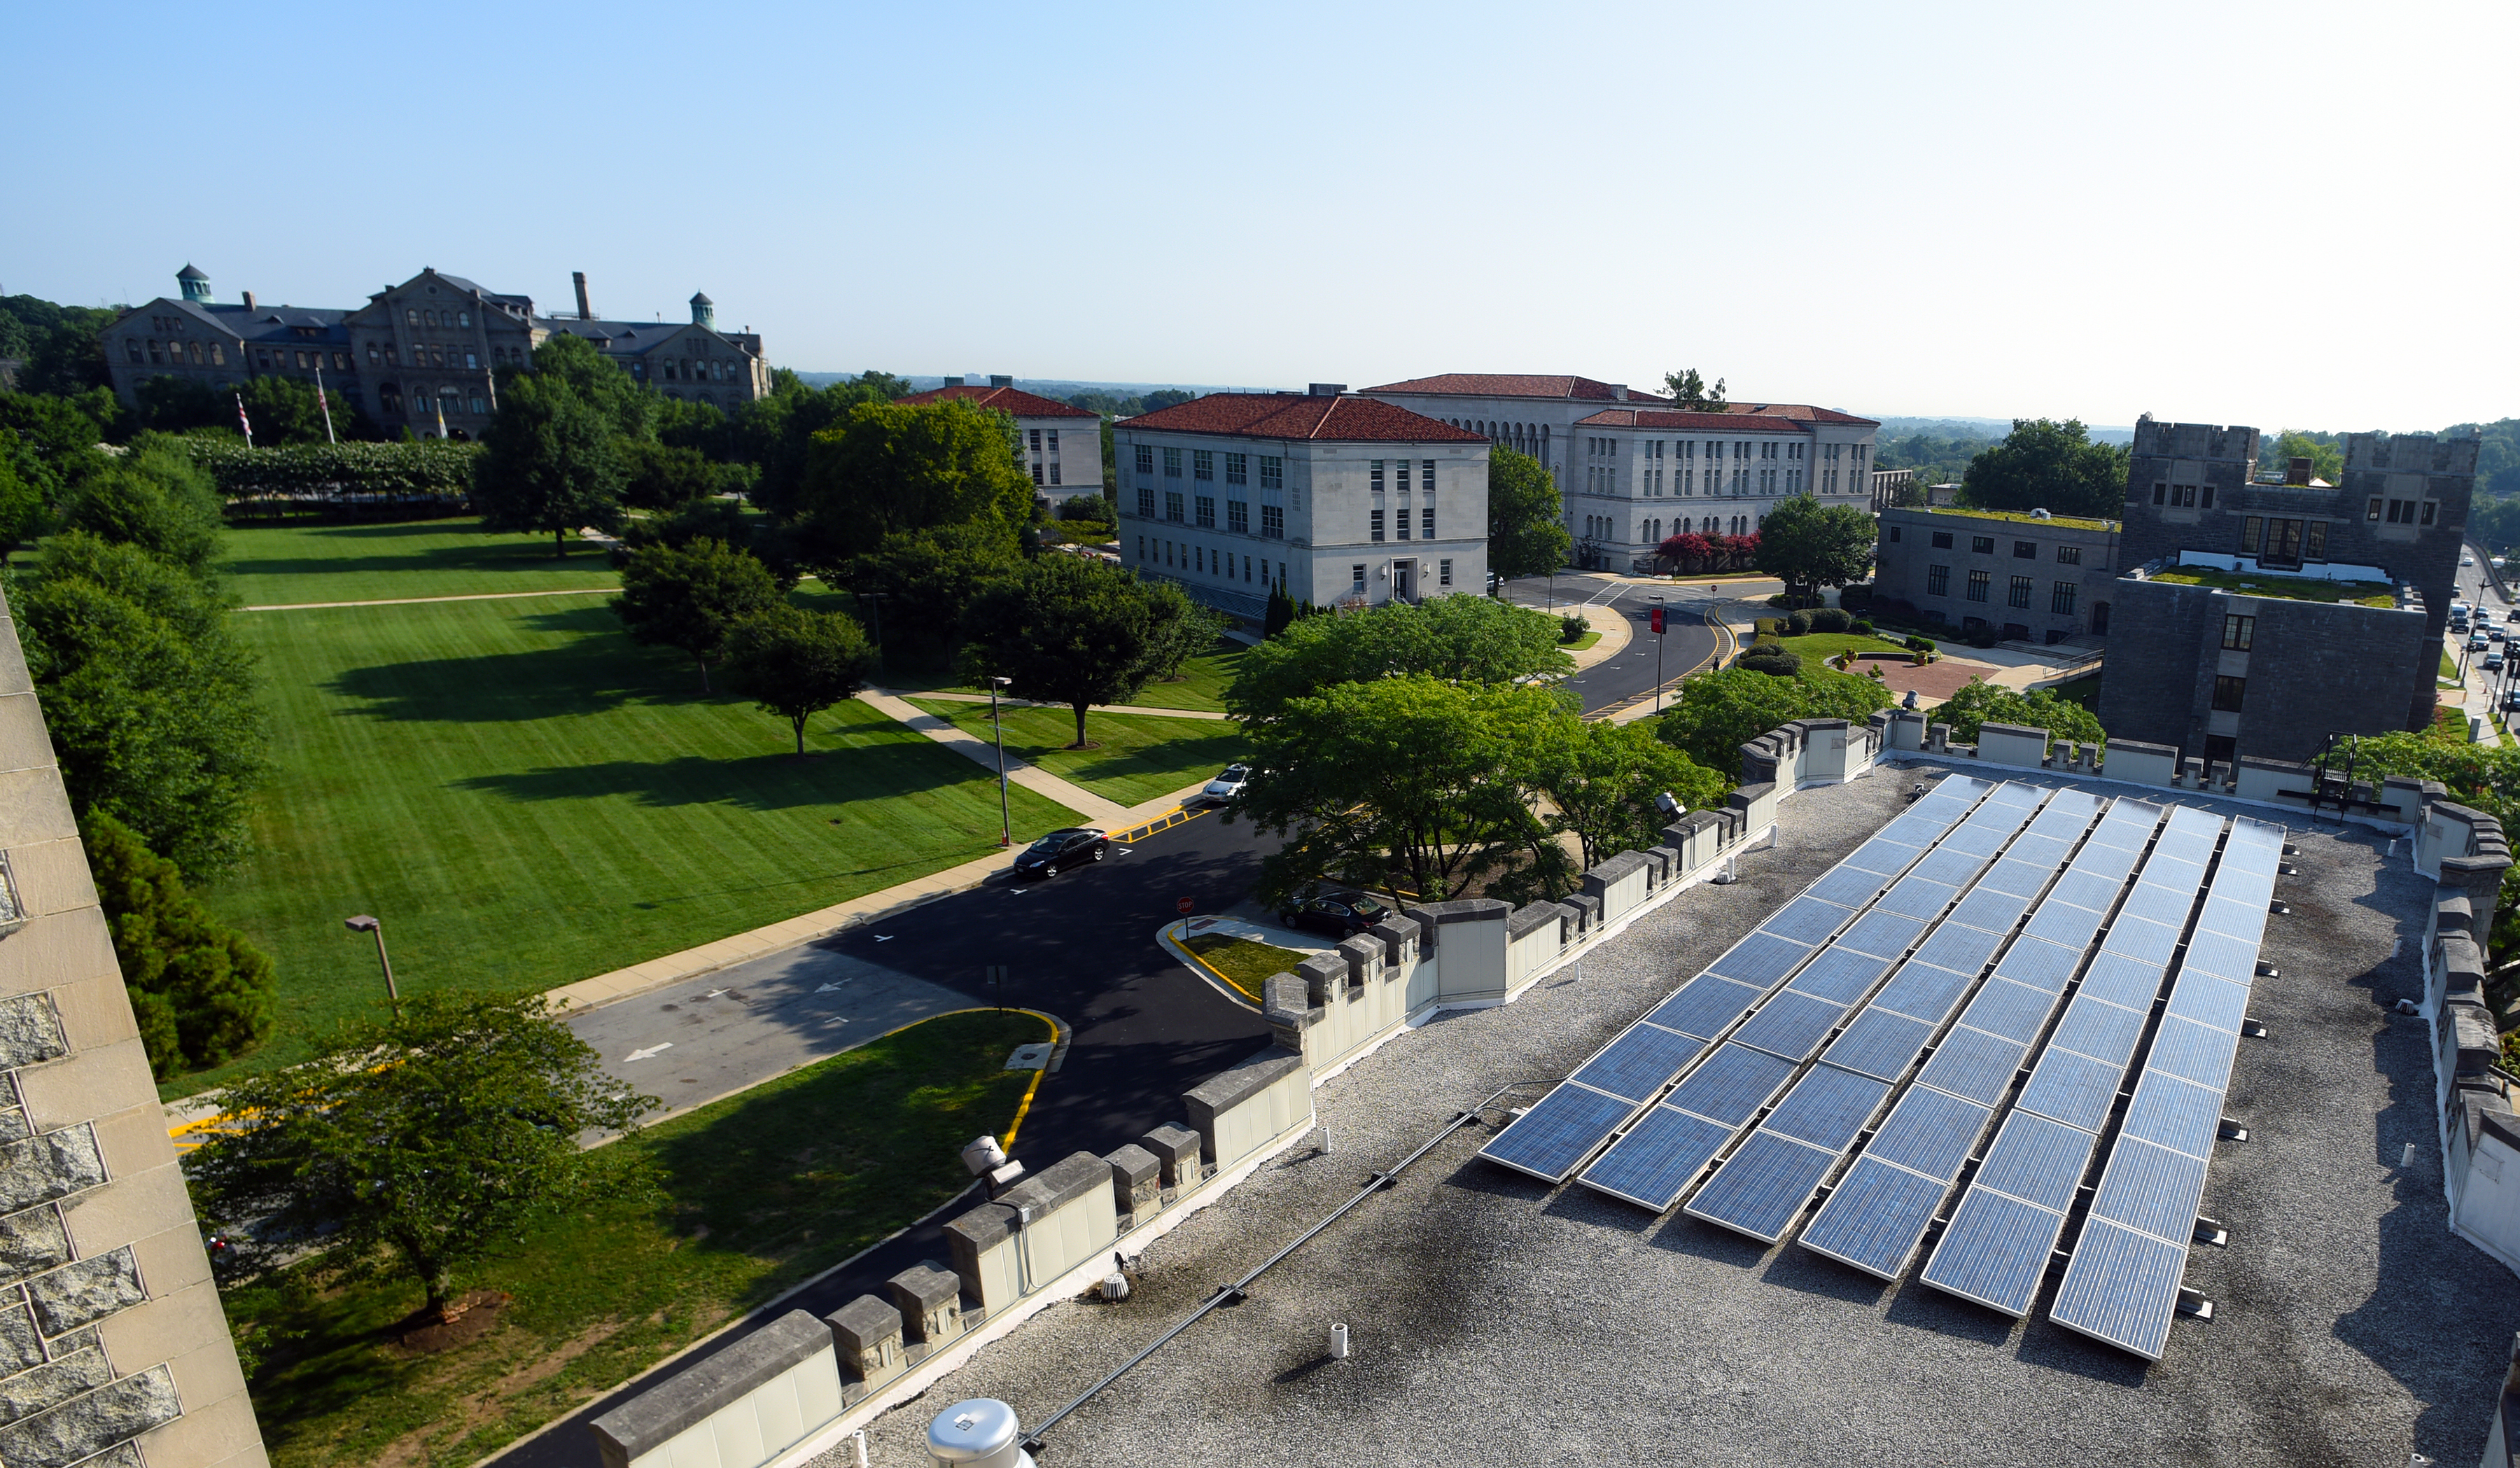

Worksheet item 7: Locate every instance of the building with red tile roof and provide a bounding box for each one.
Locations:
[900,378,1101,505]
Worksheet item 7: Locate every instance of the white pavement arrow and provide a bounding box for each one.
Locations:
[703,988,730,999]
[622,1042,673,1063]
[873,935,895,942]
[814,982,848,994]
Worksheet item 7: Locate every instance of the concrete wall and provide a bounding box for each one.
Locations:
[944,1151,1121,1318]
[590,1311,841,1468]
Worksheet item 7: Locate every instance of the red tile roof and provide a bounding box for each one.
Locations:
[1364,373,1671,404]
[1575,409,1810,432]
[1121,393,1486,443]
[897,383,1096,418]
[1720,402,1879,426]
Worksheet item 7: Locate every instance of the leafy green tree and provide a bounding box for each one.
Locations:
[82,811,275,1078]
[959,556,1157,748]
[1226,594,1572,723]
[1933,679,2106,748]
[187,991,655,1322]
[721,606,878,755]
[522,333,656,442]
[58,442,225,573]
[0,435,44,552]
[2267,429,2345,486]
[729,370,913,521]
[1961,419,2129,520]
[622,440,720,510]
[844,522,1021,666]
[1263,582,1294,639]
[1238,676,1558,903]
[17,532,267,874]
[0,391,107,473]
[17,307,118,398]
[472,370,628,554]
[616,496,799,586]
[1487,445,1572,580]
[1137,580,1226,686]
[1652,664,1893,776]
[797,398,1034,568]
[1752,494,1877,602]
[612,538,782,692]
[1526,715,1728,872]
[1662,369,1727,410]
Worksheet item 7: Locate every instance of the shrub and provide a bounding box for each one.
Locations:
[1767,594,1791,608]
[1754,617,1779,637]
[1784,610,1812,636]
[1559,614,1588,643]
[1809,607,1851,634]
[1056,493,1117,523]
[1966,625,1998,648]
[83,812,276,1079]
[1851,619,1875,635]
[1837,584,1873,610]
[1905,634,1936,655]
[1737,646,1802,677]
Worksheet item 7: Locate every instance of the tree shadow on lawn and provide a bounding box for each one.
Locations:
[451,742,981,813]
[322,610,698,723]
[225,522,615,582]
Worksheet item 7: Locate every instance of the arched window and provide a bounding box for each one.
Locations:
[125,338,143,363]
[184,340,201,365]
[405,308,419,326]
[209,344,225,365]
[457,311,470,327]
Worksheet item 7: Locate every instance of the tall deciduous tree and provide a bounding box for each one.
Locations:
[523,333,657,442]
[187,992,656,1322]
[472,370,627,554]
[1751,494,1877,603]
[612,538,782,692]
[1651,664,1893,776]
[2267,429,2345,486]
[59,441,227,573]
[1225,594,1572,724]
[1662,369,1727,410]
[1136,580,1226,685]
[83,812,276,1079]
[1932,679,2106,748]
[845,522,1021,667]
[1961,419,2129,520]
[1486,445,1572,581]
[959,556,1156,748]
[1525,716,1730,872]
[797,398,1034,568]
[621,440,721,510]
[17,532,267,876]
[722,606,878,755]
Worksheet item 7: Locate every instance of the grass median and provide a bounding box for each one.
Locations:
[1180,930,1312,1002]
[904,697,1246,809]
[222,1008,1047,1468]
[190,597,1078,1096]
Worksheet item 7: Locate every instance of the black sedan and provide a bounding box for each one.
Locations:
[1278,890,1391,939]
[1011,827,1108,879]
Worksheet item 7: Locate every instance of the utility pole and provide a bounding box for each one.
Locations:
[1651,595,1668,712]
[990,676,1013,847]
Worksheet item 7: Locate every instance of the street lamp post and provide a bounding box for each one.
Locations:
[989,676,1013,848]
[1651,594,1668,713]
[860,592,888,676]
[343,914,402,1020]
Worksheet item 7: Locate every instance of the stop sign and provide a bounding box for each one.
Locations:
[1177,897,1195,915]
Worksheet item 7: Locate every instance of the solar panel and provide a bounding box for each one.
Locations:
[1762,1066,1891,1151]
[1686,1131,1842,1240]
[1984,782,2045,809]
[1807,866,1892,907]
[2138,855,2204,893]
[2145,1016,2239,1091]
[2100,916,2180,967]
[1948,888,2032,935]
[2180,930,2259,984]
[1912,846,1993,887]
[2151,834,2218,870]
[1823,1007,1937,1081]
[1992,937,2082,993]
[1572,1023,1708,1103]
[1914,923,2006,976]
[1763,895,1855,946]
[2114,881,2194,929]
[1975,858,2053,899]
[2031,790,2113,828]
[2164,973,2249,1033]
[1971,1110,2096,1212]
[1707,932,1813,989]
[2073,840,2141,881]
[1844,838,1923,876]
[2075,952,2166,1011]
[1915,1026,2026,1106]
[1870,963,1975,1024]
[2215,870,2276,909]
[2020,900,2103,951]
[1956,977,2059,1045]
[2045,869,2123,913]
[1882,813,1957,848]
[1872,879,1957,923]
[1799,1156,1954,1278]
[1646,975,1764,1039]
[1838,910,1929,960]
[1920,1187,2067,1317]
[1939,823,2012,858]
[2013,1046,2120,1132]
[1663,1044,1798,1126]
[2047,1218,2187,1359]
[2119,1070,2222,1159]
[1788,946,1896,1005]
[1732,990,1847,1062]
[2006,834,2074,869]
[2045,995,2147,1068]
[2087,1135,2208,1245]
[2195,896,2268,943]
[1861,1084,1991,1181]
[1476,1083,1637,1181]
[1575,1105,1735,1210]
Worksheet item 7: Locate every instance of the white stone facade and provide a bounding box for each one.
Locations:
[899,382,1101,507]
[1564,406,1880,568]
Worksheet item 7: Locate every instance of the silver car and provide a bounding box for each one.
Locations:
[1201,764,1250,804]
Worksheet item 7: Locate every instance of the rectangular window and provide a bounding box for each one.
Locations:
[1028,429,1042,452]
[1194,450,1214,482]
[2212,675,2247,713]
[1262,504,1284,538]
[1228,500,1249,533]
[1422,506,1434,538]
[2422,501,2438,526]
[1439,559,1453,587]
[1966,569,1990,603]
[1163,447,1182,477]
[2269,518,2303,561]
[1889,526,1902,543]
[1971,536,1994,555]
[1371,461,1385,494]
[1371,509,1385,543]
[2222,615,2254,651]
[1165,491,1184,522]
[1196,496,1215,529]
[2304,521,2327,558]
[1422,460,1435,492]
[2367,496,2384,521]
[2008,575,2033,608]
[2014,540,2037,559]
[1031,463,1044,485]
[1396,461,1410,493]
[1135,445,1154,475]
[1352,564,1366,592]
[1047,431,1059,453]
[1395,508,1409,540]
[2051,581,2078,615]
[1927,564,1951,597]
[2201,485,2215,509]
[2054,544,2080,566]
[1931,531,1954,550]
[1137,486,1155,519]
[1260,456,1283,491]
[2154,482,2167,505]
[1225,452,1247,485]
[1049,463,1062,486]
[2241,517,2263,554]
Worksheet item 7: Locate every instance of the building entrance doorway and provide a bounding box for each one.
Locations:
[1394,561,1415,602]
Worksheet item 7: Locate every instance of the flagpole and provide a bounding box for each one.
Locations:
[234,393,253,450]
[314,364,337,445]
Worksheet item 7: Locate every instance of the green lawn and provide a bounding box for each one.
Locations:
[190,599,1077,1096]
[2150,566,2395,607]
[223,1009,1045,1468]
[873,637,1248,714]
[216,517,622,606]
[1562,630,1602,653]
[1772,632,1915,662]
[1181,931,1309,1002]
[905,698,1245,808]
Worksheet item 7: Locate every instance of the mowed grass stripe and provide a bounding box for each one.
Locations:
[216,516,620,606]
[185,597,1079,1097]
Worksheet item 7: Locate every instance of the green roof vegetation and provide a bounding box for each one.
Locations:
[1915,506,2117,532]
[2148,566,2398,608]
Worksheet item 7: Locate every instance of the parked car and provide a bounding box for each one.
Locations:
[1201,764,1251,804]
[2488,652,2506,672]
[1278,890,1391,939]
[2463,553,2477,566]
[1011,827,1108,878]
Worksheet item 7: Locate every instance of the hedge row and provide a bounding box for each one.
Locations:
[167,439,482,504]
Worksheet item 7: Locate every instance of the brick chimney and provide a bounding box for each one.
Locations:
[2286,456,2312,487]
[573,271,593,321]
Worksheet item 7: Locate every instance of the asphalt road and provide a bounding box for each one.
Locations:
[498,807,1278,1468]
[1499,572,1743,715]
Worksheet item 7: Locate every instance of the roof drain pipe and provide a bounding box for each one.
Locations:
[1017,1078,1552,1456]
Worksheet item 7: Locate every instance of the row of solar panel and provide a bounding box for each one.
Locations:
[1674,788,2128,1240]
[1795,797,2173,1276]
[1916,804,2228,1320]
[2045,818,2281,1359]
[1475,776,2005,1184]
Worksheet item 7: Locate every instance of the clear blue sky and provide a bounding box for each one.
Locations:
[6,1,2513,432]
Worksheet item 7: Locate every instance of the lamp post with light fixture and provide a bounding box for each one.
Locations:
[989,676,1013,847]
[343,914,402,1020]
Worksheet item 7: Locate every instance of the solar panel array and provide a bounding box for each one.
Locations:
[1480,771,2282,1364]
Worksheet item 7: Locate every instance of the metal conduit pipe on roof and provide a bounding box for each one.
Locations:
[1018,1078,1556,1455]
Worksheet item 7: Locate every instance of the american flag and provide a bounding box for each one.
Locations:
[234,393,253,449]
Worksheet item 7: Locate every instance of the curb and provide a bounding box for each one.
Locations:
[1160,921,1266,1008]
[1111,801,1214,845]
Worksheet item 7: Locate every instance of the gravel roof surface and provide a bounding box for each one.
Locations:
[821,766,2518,1468]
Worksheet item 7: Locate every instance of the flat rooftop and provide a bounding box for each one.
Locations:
[1907,505,2118,532]
[831,768,2514,1468]
[2144,566,2398,608]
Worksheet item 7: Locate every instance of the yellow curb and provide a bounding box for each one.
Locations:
[1161,920,1276,1007]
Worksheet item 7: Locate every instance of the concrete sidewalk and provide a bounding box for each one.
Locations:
[898,689,1232,721]
[855,690,1135,825]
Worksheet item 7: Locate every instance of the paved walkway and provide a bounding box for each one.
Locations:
[239,586,617,612]
[855,690,1136,825]
[900,690,1231,721]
